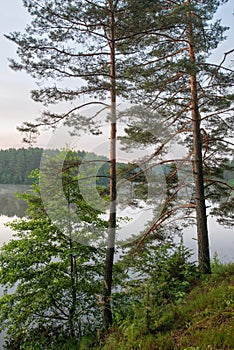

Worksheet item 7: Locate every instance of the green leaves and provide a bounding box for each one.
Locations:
[0,155,107,348]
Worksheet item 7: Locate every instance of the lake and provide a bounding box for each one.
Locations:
[0,184,30,348]
[0,183,233,262]
[0,184,233,347]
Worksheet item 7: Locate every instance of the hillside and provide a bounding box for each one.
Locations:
[93,263,234,350]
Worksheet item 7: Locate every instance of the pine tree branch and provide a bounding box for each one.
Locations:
[135,202,196,250]
[217,48,234,70]
[205,179,234,192]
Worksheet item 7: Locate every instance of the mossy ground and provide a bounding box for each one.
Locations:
[93,263,234,350]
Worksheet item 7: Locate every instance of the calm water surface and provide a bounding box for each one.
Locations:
[1,184,233,260]
[0,184,29,348]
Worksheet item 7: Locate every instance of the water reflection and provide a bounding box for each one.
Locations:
[0,184,28,218]
[0,184,29,348]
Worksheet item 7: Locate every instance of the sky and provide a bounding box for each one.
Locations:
[0,0,234,150]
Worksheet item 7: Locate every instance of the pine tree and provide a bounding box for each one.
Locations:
[121,0,234,273]
[6,0,162,328]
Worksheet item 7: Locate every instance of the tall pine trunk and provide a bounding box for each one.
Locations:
[103,3,117,329]
[187,2,211,274]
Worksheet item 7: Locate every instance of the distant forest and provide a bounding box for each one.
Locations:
[0,148,43,184]
[0,148,233,186]
[0,148,109,185]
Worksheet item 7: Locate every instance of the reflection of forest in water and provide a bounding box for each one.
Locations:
[0,185,29,218]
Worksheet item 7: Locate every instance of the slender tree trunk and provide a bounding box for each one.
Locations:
[67,194,77,337]
[103,2,117,329]
[186,2,211,274]
[69,244,77,337]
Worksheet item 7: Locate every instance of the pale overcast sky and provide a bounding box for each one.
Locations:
[0,0,233,149]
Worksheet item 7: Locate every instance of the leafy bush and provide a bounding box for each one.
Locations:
[0,153,107,349]
[104,240,199,349]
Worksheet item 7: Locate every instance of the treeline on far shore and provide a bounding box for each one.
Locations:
[0,148,43,184]
[0,147,233,186]
[0,148,88,185]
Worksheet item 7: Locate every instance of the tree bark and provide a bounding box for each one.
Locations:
[103,2,117,329]
[186,2,211,274]
[67,192,77,337]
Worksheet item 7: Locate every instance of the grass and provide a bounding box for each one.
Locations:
[93,263,234,350]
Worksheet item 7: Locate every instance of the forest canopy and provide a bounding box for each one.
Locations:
[0,148,110,185]
[0,148,233,186]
